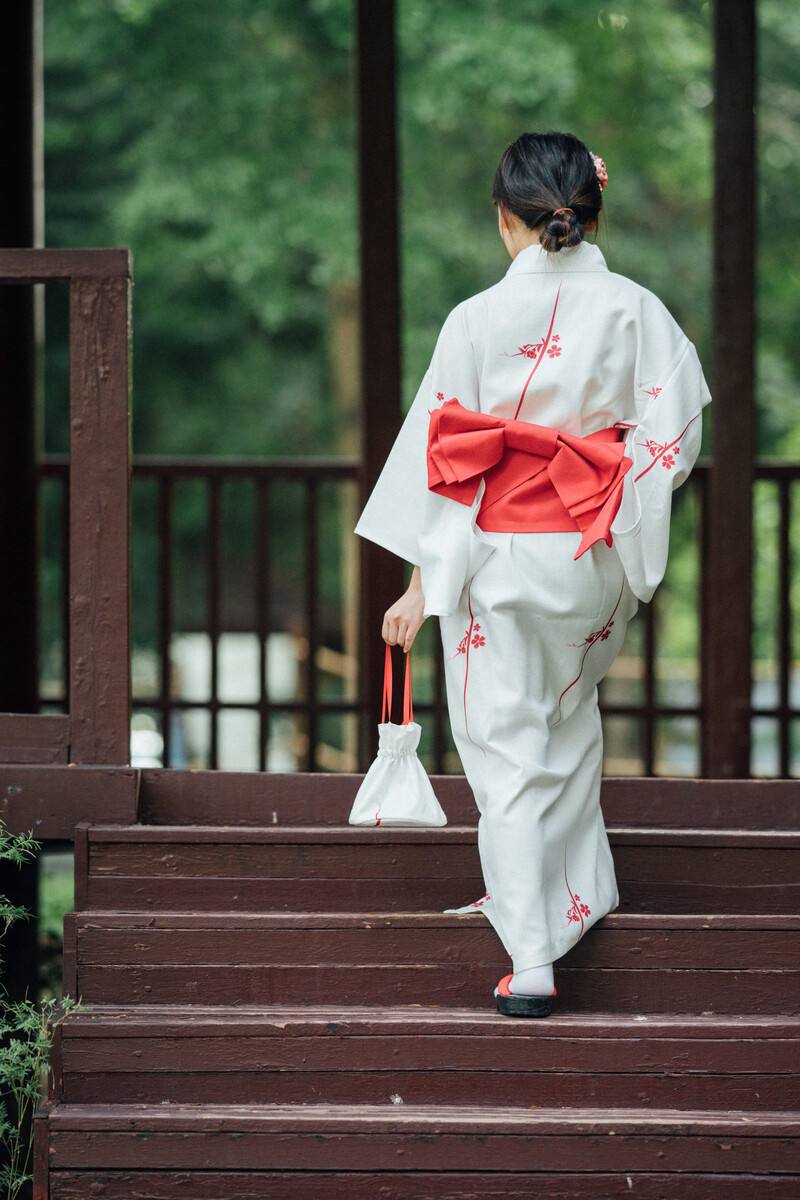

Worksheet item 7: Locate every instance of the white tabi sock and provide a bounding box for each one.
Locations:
[508,962,555,995]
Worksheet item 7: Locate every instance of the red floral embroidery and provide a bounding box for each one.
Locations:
[436,390,445,401]
[553,576,626,725]
[504,330,563,362]
[563,847,590,935]
[568,621,614,649]
[458,578,485,746]
[566,893,591,923]
[633,413,699,482]
[640,384,663,400]
[506,342,543,360]
[452,621,486,657]
[637,436,681,469]
[495,283,564,421]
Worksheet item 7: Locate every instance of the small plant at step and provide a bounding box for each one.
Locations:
[0,821,80,1200]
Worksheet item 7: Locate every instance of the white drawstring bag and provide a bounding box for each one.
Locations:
[349,643,447,828]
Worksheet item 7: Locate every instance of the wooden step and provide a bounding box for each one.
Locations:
[52,1004,800,1111]
[43,1170,800,1200]
[77,824,800,914]
[64,911,800,1013]
[39,1102,800,1193]
[138,770,800,829]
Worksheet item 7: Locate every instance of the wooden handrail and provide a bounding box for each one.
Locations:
[0,248,132,766]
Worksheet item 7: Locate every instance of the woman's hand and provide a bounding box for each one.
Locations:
[382,566,425,653]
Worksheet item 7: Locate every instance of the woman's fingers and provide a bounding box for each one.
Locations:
[383,589,425,649]
[383,614,409,646]
[402,617,423,653]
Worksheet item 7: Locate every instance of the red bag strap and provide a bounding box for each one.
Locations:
[381,642,414,725]
[403,648,414,725]
[381,643,393,723]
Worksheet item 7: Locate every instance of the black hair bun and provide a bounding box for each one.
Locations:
[539,208,584,253]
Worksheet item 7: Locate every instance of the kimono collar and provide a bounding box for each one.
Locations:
[505,239,608,276]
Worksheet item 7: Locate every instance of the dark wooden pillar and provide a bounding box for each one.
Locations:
[701,0,756,778]
[0,0,39,715]
[0,0,41,1007]
[354,0,404,764]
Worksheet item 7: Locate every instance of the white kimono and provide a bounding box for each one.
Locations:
[354,239,712,975]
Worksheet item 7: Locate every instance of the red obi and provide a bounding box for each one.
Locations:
[426,397,632,560]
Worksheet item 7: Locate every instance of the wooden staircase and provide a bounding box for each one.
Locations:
[36,775,800,1197]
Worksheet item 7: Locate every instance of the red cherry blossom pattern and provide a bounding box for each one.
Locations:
[502,331,563,364]
[566,893,592,923]
[637,437,681,469]
[633,417,695,482]
[452,621,486,657]
[567,621,614,649]
[506,342,543,360]
[495,284,564,421]
[458,579,483,744]
[563,846,590,935]
[553,576,626,726]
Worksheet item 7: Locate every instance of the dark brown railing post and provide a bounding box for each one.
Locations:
[354,0,405,766]
[0,249,132,768]
[702,0,756,777]
[68,269,132,764]
[0,0,39,722]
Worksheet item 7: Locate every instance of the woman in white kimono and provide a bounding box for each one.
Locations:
[354,131,712,1017]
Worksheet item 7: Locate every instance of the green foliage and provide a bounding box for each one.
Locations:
[44,0,357,457]
[0,823,81,1200]
[0,996,77,1200]
[37,863,74,945]
[42,0,722,459]
[0,833,37,941]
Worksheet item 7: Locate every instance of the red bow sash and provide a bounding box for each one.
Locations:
[427,397,632,559]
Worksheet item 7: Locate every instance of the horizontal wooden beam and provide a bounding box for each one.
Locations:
[139,768,800,830]
[0,713,69,764]
[0,763,139,838]
[40,453,359,478]
[0,247,130,281]
[3,764,798,841]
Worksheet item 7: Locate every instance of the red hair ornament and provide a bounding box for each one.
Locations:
[590,152,609,190]
[552,152,608,220]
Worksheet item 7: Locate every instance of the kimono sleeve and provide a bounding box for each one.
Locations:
[610,326,712,604]
[353,299,481,578]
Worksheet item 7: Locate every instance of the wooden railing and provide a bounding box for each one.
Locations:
[35,455,800,776]
[0,249,131,766]
[40,455,360,772]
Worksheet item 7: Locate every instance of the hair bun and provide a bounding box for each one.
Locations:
[540,206,583,253]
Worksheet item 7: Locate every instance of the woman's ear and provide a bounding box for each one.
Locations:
[497,203,513,254]
[497,202,507,237]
